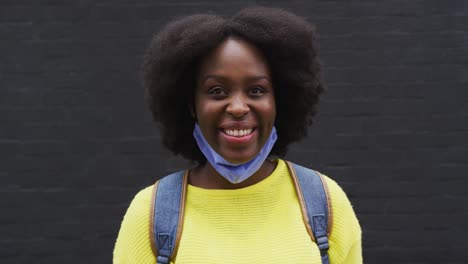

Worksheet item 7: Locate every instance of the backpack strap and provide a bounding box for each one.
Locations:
[286,161,332,264]
[150,170,188,264]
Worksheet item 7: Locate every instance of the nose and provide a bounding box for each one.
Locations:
[226,93,249,118]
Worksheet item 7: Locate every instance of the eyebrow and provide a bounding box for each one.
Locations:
[200,74,271,83]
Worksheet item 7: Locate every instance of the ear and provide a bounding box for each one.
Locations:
[188,101,196,120]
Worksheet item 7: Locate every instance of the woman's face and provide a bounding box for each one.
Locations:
[194,38,276,164]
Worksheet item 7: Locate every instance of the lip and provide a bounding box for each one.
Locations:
[219,128,257,145]
[219,121,256,130]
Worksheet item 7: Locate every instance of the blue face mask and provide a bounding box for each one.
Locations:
[193,123,278,184]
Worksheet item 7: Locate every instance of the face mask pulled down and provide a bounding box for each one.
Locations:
[193,123,277,184]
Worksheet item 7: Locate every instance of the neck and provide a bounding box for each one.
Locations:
[189,159,277,189]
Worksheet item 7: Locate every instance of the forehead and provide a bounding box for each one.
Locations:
[197,37,270,77]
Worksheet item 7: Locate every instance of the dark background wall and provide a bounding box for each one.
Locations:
[1,0,467,263]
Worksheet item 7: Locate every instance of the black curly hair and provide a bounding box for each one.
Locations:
[142,7,324,164]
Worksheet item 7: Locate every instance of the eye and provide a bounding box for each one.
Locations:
[248,86,265,96]
[208,86,227,97]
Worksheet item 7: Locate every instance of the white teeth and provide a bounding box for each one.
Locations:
[224,129,253,137]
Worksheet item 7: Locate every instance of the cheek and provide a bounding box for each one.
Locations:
[263,98,276,124]
[270,99,276,120]
[195,100,220,125]
[194,95,206,118]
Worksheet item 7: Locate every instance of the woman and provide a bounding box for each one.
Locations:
[114,7,362,264]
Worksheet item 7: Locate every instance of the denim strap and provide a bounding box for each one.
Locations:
[290,162,331,264]
[152,171,187,264]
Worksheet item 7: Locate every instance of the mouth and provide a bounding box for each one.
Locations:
[218,126,257,149]
[222,128,254,137]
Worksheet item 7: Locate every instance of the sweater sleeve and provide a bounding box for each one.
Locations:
[321,174,363,264]
[113,186,156,264]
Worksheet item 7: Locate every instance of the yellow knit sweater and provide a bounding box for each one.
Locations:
[114,159,362,263]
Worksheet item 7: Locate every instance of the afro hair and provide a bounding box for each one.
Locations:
[142,7,324,163]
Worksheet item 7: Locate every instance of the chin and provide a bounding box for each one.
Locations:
[222,150,259,164]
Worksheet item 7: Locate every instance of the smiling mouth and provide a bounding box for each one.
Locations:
[223,128,254,137]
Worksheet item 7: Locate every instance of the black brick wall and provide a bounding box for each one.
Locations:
[1,1,467,263]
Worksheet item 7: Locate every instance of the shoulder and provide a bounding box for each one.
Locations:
[319,173,357,223]
[113,185,155,263]
[282,160,362,261]
[118,185,154,227]
[126,185,154,214]
[318,172,362,263]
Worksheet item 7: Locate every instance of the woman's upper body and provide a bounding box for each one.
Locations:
[114,7,362,263]
[113,159,362,264]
